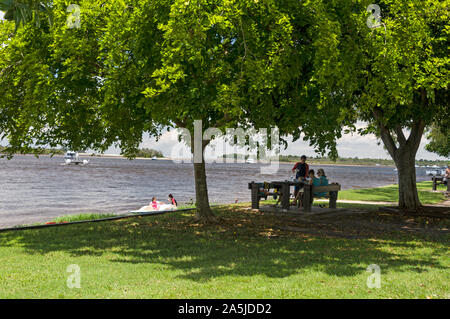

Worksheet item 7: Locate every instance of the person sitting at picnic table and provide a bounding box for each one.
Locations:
[316,169,329,197]
[292,169,328,208]
[292,155,309,196]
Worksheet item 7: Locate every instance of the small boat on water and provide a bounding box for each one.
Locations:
[63,151,89,166]
[245,158,255,164]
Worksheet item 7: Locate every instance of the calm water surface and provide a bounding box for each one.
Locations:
[0,155,430,227]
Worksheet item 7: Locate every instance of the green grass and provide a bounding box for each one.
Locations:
[0,206,448,299]
[51,213,118,223]
[338,181,447,204]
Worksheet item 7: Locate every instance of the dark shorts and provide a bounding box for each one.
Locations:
[294,179,305,192]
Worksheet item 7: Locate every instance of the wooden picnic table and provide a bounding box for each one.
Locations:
[248,180,304,210]
[248,180,341,212]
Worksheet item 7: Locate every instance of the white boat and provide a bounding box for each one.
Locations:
[151,156,157,160]
[64,151,89,165]
[245,158,255,164]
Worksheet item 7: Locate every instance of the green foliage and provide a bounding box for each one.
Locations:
[0,146,64,156]
[0,0,51,31]
[0,0,117,157]
[425,124,450,157]
[134,148,163,158]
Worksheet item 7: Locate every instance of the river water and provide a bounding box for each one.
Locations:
[0,155,431,228]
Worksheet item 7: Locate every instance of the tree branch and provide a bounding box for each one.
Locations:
[407,118,425,155]
[395,126,407,147]
[373,109,397,160]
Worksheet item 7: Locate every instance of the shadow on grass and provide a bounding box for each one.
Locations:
[0,210,447,283]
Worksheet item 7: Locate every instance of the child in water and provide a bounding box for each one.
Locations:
[168,194,177,207]
[151,197,159,210]
[148,196,176,211]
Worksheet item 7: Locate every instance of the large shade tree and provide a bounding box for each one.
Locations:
[100,0,297,220]
[242,0,448,211]
[1,0,298,220]
[2,0,447,216]
[268,0,449,210]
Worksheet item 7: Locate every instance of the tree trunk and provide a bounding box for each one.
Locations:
[373,110,425,211]
[191,129,216,221]
[193,160,215,221]
[395,148,421,210]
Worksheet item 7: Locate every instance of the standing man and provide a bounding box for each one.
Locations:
[292,155,309,197]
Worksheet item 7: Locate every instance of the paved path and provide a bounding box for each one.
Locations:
[315,199,396,205]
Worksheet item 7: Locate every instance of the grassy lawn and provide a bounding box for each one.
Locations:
[0,205,448,299]
[338,181,447,204]
[51,213,118,223]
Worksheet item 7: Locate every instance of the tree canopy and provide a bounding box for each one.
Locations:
[264,0,449,209]
[1,0,448,214]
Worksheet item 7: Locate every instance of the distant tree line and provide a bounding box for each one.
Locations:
[0,146,164,159]
[221,154,448,167]
[134,148,164,159]
[0,146,65,157]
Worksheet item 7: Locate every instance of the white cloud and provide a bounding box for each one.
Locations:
[129,127,447,161]
[1,124,446,160]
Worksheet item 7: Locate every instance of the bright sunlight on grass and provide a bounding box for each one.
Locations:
[338,182,446,204]
[0,205,448,299]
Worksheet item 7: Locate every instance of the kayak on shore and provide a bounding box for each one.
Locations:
[131,204,177,213]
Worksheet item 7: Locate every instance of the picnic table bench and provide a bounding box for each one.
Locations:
[432,176,449,191]
[248,181,341,212]
[302,184,341,212]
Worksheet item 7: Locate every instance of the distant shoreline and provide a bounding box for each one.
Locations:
[5,153,446,168]
[78,154,397,167]
[79,154,395,167]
